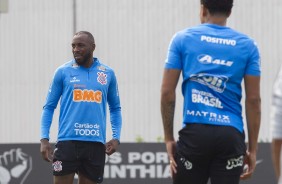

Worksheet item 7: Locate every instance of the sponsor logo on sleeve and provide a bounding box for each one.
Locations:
[98,66,106,71]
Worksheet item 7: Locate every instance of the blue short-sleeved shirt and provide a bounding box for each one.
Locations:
[165,23,260,132]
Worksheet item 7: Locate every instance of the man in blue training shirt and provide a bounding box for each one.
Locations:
[161,0,261,184]
[40,31,122,184]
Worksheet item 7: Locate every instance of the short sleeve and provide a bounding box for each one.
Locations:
[245,40,261,76]
[164,33,182,69]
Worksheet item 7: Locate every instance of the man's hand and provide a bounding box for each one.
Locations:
[166,140,177,179]
[105,139,119,155]
[240,151,257,180]
[40,139,53,162]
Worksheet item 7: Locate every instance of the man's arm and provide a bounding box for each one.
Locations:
[160,69,181,175]
[106,72,122,155]
[40,68,63,162]
[40,68,63,140]
[161,69,181,142]
[241,75,261,179]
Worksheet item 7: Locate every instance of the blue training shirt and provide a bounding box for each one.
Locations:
[165,23,261,132]
[41,58,122,143]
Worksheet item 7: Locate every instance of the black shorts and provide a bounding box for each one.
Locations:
[174,124,246,184]
[53,140,105,183]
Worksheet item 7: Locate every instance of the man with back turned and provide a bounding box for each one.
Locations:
[161,1,261,183]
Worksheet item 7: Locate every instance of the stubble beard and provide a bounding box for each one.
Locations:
[75,52,92,67]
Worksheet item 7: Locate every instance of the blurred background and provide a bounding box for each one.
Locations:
[0,0,281,143]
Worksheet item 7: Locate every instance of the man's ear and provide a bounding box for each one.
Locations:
[227,10,232,18]
[200,4,208,23]
[93,43,96,51]
[200,4,204,18]
[202,5,208,17]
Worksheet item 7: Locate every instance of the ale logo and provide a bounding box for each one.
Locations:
[73,89,102,103]
[197,54,233,66]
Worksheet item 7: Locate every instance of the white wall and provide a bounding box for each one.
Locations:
[0,0,280,143]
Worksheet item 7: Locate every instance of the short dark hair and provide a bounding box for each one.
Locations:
[200,0,233,16]
[74,31,95,44]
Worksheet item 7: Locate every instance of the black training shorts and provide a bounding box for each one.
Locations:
[173,124,246,184]
[53,140,105,183]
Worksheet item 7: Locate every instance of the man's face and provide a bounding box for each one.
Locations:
[71,34,95,66]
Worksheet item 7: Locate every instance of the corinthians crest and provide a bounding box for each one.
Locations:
[53,161,62,172]
[97,72,107,85]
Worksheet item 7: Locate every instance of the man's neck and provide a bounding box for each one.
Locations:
[204,16,227,26]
